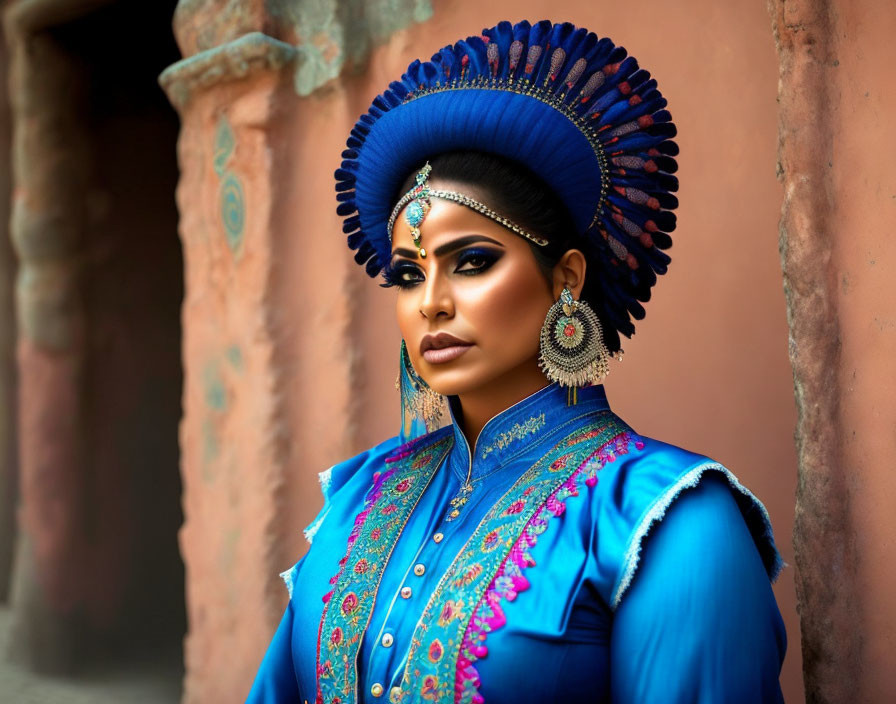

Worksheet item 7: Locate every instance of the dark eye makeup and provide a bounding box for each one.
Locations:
[382,246,503,289]
[381,260,425,288]
[454,247,502,274]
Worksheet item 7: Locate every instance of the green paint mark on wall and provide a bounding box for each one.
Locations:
[219,527,241,574]
[213,118,235,176]
[219,173,245,252]
[213,115,246,254]
[202,417,220,476]
[200,348,243,479]
[226,344,244,372]
[203,362,228,411]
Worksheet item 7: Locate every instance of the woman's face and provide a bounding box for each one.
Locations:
[388,181,557,398]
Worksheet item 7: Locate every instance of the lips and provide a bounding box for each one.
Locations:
[420,333,471,353]
[420,333,473,364]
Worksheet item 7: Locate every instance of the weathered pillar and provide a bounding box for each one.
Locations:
[4,0,186,674]
[3,1,101,671]
[769,1,849,699]
[770,0,896,701]
[0,24,18,605]
[160,33,307,700]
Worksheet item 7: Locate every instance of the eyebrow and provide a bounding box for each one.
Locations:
[391,234,505,261]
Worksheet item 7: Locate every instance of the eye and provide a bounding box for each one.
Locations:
[455,248,502,275]
[382,261,424,289]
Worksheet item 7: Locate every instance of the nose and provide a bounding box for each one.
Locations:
[418,269,454,320]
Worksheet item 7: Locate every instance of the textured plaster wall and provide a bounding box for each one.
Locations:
[168,75,299,703]
[0,31,17,604]
[771,0,896,701]
[5,10,97,669]
[166,1,804,702]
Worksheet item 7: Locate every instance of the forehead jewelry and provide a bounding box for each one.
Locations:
[387,162,550,258]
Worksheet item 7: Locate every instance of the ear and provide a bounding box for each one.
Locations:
[550,248,587,299]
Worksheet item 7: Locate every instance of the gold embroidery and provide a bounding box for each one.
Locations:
[480,413,546,460]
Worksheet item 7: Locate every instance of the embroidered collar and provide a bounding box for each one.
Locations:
[446,382,611,483]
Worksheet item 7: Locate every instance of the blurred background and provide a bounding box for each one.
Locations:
[0,1,893,703]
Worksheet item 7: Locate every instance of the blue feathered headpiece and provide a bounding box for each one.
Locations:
[335,19,678,340]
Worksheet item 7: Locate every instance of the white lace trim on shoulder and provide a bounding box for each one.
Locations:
[610,462,785,610]
[280,563,300,600]
[318,466,333,495]
[303,507,330,545]
[302,467,335,545]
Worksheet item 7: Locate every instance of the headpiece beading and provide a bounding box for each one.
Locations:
[387,161,549,257]
[335,19,679,341]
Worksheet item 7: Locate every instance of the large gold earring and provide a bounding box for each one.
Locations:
[538,288,612,389]
[396,339,444,438]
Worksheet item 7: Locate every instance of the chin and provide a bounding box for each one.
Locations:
[419,350,544,399]
[417,365,489,398]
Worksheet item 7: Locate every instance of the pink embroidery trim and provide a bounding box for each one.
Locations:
[315,464,396,692]
[315,431,452,701]
[321,435,447,606]
[454,431,644,703]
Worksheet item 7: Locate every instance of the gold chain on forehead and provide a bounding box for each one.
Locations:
[387,162,550,257]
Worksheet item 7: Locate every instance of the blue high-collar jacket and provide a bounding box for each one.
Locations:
[247,382,786,703]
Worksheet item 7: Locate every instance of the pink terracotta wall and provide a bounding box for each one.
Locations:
[0,28,17,604]
[830,6,896,696]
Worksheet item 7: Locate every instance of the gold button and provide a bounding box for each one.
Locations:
[371,682,384,697]
[390,686,402,702]
[413,563,425,576]
[433,532,444,543]
[400,586,412,599]
[381,632,394,647]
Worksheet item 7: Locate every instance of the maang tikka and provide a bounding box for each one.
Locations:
[538,288,621,396]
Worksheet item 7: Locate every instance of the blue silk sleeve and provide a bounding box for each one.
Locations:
[609,473,787,703]
[245,598,300,703]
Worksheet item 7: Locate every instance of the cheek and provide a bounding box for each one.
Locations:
[395,293,419,340]
[459,266,551,348]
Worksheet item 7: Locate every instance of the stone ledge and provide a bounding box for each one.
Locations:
[159,31,298,111]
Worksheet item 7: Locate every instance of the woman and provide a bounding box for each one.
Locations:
[247,19,787,704]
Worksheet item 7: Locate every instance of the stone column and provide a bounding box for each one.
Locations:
[162,16,335,704]
[161,35,308,701]
[770,0,896,700]
[3,0,102,671]
[0,23,17,606]
[3,0,187,673]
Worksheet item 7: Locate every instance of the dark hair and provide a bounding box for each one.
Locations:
[394,150,622,353]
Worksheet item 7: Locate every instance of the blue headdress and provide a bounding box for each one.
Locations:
[335,19,678,342]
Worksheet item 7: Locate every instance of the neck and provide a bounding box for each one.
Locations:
[453,358,550,450]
